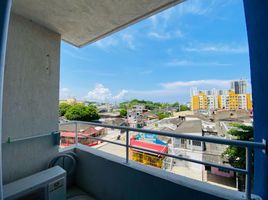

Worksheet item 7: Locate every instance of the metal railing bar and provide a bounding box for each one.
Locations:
[2,132,57,144]
[62,120,260,198]
[126,130,129,163]
[60,121,77,125]
[59,144,76,152]
[61,121,266,149]
[75,122,78,146]
[129,145,247,174]
[79,134,247,174]
[86,135,126,148]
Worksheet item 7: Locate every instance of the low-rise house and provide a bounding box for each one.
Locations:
[127,105,147,128]
[60,124,106,147]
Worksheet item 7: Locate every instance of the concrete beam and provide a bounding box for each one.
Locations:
[12,0,184,47]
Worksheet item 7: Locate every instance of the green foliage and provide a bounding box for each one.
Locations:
[222,124,253,169]
[59,103,71,116]
[119,102,128,109]
[120,108,127,117]
[156,112,171,120]
[64,104,100,121]
[172,102,180,107]
[179,104,190,111]
[120,99,160,110]
[119,99,188,111]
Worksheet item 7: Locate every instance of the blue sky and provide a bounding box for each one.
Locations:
[60,0,250,103]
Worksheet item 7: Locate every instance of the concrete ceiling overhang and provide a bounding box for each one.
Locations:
[12,0,184,47]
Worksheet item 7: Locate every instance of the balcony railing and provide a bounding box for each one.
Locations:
[60,121,267,200]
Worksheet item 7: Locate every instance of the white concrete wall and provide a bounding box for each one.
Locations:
[2,13,60,183]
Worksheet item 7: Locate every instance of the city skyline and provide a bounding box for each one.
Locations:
[60,0,250,103]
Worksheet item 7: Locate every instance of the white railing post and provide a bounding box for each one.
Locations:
[245,147,252,200]
[126,130,129,164]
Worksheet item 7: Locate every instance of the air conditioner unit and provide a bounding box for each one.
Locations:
[3,166,66,200]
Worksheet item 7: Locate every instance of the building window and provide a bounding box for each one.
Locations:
[205,165,211,171]
[181,138,186,144]
[192,140,201,146]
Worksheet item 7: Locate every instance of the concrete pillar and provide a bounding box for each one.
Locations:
[2,13,61,184]
[0,0,12,197]
[243,0,268,199]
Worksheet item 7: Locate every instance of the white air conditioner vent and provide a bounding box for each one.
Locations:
[3,166,66,200]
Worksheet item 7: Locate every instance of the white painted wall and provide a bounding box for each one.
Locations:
[2,13,60,183]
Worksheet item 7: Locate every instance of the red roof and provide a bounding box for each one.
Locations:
[130,138,168,153]
[84,127,104,134]
[61,131,88,138]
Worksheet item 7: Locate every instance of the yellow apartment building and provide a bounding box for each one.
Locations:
[192,90,252,111]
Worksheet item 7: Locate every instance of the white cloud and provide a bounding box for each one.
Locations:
[177,0,213,16]
[125,79,237,103]
[70,69,117,77]
[85,84,128,102]
[176,0,233,17]
[148,6,183,40]
[62,49,92,62]
[140,70,153,75]
[114,89,128,100]
[150,15,158,30]
[148,30,183,40]
[147,0,232,41]
[167,59,231,67]
[161,80,232,89]
[121,33,135,50]
[60,88,72,100]
[148,32,169,39]
[183,44,248,54]
[93,37,118,49]
[127,88,186,103]
[92,32,136,50]
[86,84,112,102]
[150,7,175,29]
[148,0,217,30]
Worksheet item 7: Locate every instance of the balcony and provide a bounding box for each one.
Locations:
[2,121,264,199]
[1,0,268,199]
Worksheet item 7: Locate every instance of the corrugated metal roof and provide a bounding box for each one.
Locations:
[130,138,168,153]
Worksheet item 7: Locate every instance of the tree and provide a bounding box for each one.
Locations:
[156,112,171,120]
[64,104,100,121]
[179,104,190,111]
[119,99,189,112]
[222,124,253,169]
[59,103,71,116]
[120,108,127,117]
[221,123,253,191]
[172,102,180,107]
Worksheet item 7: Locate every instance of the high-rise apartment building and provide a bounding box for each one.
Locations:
[231,80,247,94]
